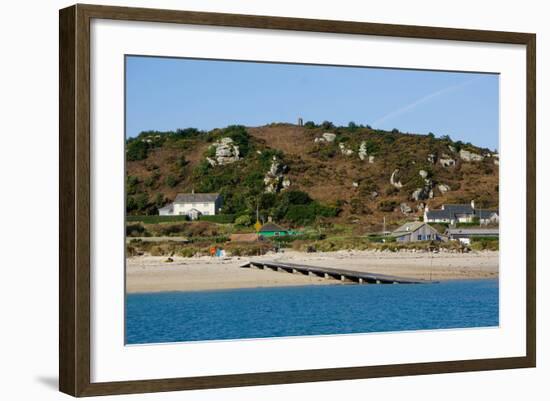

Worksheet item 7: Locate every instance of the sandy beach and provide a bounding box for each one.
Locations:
[126,250,498,293]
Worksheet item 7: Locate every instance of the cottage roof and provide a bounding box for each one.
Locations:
[174,193,220,203]
[425,209,454,220]
[259,222,288,232]
[392,221,426,236]
[442,204,474,215]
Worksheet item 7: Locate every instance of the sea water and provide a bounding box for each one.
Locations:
[125,279,498,344]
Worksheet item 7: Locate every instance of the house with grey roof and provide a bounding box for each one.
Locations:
[424,200,498,225]
[445,227,499,245]
[391,221,443,243]
[158,192,222,219]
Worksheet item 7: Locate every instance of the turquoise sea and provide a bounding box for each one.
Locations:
[125,279,498,344]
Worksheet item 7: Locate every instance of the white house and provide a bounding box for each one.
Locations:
[424,200,499,225]
[159,192,222,219]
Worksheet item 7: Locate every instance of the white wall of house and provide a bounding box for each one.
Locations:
[173,202,217,216]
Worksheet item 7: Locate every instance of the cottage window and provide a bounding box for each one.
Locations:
[417,235,422,240]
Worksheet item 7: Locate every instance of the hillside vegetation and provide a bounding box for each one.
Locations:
[126,122,498,232]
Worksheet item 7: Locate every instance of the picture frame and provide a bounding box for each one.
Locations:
[59,3,536,397]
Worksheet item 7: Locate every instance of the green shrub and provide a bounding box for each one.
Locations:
[126,223,146,237]
[235,215,252,226]
[165,175,177,188]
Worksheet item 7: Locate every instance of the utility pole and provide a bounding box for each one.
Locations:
[383,216,386,235]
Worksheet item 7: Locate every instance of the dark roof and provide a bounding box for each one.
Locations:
[174,193,220,203]
[426,209,454,220]
[259,222,288,232]
[442,204,474,214]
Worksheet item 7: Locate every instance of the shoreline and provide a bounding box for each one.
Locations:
[127,278,499,295]
[126,250,499,293]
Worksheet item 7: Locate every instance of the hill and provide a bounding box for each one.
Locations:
[125,123,499,232]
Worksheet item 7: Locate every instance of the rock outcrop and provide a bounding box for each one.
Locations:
[390,169,403,189]
[314,132,337,143]
[411,176,434,201]
[358,141,368,160]
[207,137,240,166]
[439,153,456,167]
[459,149,484,162]
[263,157,288,193]
[427,153,436,164]
[438,183,451,193]
[339,143,354,156]
[400,203,412,214]
[411,187,434,201]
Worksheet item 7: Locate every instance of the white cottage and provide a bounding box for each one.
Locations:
[158,193,222,219]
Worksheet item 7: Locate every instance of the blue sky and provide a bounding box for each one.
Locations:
[126,56,499,150]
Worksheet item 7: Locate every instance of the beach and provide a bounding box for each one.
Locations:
[126,250,499,293]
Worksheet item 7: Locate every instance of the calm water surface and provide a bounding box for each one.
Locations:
[126,279,498,344]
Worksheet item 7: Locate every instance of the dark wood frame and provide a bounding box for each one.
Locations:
[59,3,536,397]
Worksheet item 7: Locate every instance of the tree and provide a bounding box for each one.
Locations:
[321,121,335,130]
[347,121,358,131]
[304,121,316,128]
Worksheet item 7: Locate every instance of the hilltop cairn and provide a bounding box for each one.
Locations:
[264,156,289,193]
[206,137,240,166]
[390,169,403,189]
[411,170,434,201]
[358,141,375,163]
[459,149,484,162]
[314,132,337,143]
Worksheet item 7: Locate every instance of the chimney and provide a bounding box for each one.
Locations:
[470,199,475,210]
[297,117,303,127]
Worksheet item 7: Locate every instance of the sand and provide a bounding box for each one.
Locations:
[126,250,498,293]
